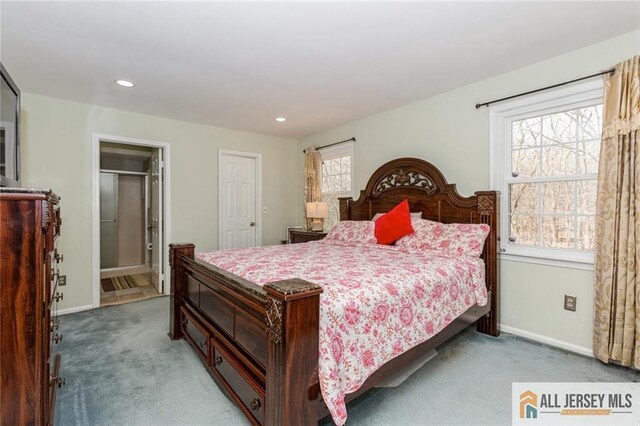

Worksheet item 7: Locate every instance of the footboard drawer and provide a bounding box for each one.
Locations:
[180,306,211,363]
[213,344,265,425]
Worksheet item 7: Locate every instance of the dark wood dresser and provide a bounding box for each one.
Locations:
[288,228,326,244]
[0,188,66,425]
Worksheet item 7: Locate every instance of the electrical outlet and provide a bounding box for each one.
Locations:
[59,275,67,286]
[564,294,576,312]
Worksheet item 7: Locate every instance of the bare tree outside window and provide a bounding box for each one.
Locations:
[321,155,352,229]
[509,104,602,251]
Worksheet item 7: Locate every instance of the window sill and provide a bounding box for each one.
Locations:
[498,252,594,271]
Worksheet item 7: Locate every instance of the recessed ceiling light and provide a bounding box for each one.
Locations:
[115,79,135,88]
[275,117,286,122]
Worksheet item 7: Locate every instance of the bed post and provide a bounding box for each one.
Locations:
[475,191,500,337]
[263,279,323,425]
[168,243,195,340]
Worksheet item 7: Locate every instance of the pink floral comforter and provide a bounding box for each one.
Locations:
[197,241,487,425]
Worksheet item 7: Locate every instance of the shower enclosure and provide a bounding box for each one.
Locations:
[99,172,147,270]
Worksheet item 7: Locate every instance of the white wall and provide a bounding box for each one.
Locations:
[20,93,298,312]
[299,30,640,355]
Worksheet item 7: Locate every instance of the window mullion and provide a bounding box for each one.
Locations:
[536,179,542,246]
[537,116,543,247]
[506,174,596,185]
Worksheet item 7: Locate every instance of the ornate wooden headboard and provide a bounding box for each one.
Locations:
[339,157,499,335]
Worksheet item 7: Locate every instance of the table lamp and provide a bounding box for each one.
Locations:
[306,202,328,231]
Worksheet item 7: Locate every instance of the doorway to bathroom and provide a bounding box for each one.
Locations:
[92,135,170,307]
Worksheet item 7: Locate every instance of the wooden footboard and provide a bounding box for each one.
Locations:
[169,243,322,425]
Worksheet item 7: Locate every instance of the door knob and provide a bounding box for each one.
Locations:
[250,222,255,227]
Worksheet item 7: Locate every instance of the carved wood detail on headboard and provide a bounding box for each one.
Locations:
[339,157,500,336]
[373,168,436,196]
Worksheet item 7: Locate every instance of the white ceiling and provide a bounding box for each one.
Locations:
[1,1,639,139]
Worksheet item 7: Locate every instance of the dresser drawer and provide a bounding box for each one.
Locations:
[180,306,211,363]
[49,288,63,310]
[48,354,64,425]
[213,344,264,425]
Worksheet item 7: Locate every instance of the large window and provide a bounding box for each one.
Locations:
[320,142,354,230]
[490,80,603,266]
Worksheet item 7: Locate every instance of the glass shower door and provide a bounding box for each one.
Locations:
[100,173,118,269]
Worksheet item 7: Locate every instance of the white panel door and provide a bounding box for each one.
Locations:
[220,153,257,249]
[149,148,163,292]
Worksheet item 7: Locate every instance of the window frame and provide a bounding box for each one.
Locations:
[319,141,355,197]
[319,141,355,230]
[489,79,603,270]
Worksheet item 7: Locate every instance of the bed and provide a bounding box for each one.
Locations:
[168,157,499,425]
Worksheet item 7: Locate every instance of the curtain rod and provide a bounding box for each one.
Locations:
[303,137,356,153]
[475,68,615,109]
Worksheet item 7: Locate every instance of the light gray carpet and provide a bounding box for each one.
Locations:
[55,297,637,426]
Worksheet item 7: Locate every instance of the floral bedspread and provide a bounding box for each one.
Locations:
[197,240,487,425]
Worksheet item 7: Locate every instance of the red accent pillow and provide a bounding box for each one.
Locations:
[374,199,414,245]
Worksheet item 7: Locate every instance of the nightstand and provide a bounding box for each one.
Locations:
[289,229,327,244]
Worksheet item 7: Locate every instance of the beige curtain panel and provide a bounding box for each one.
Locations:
[303,148,323,225]
[593,55,640,369]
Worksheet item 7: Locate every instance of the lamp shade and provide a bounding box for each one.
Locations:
[306,202,328,218]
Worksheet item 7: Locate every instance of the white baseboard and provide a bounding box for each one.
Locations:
[58,304,94,316]
[500,324,593,358]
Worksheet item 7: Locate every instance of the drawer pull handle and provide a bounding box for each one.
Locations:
[250,398,261,411]
[200,339,207,349]
[50,320,60,330]
[54,292,63,302]
[50,376,66,388]
[214,356,223,366]
[54,333,63,344]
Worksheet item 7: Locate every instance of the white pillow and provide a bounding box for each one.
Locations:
[372,211,422,221]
